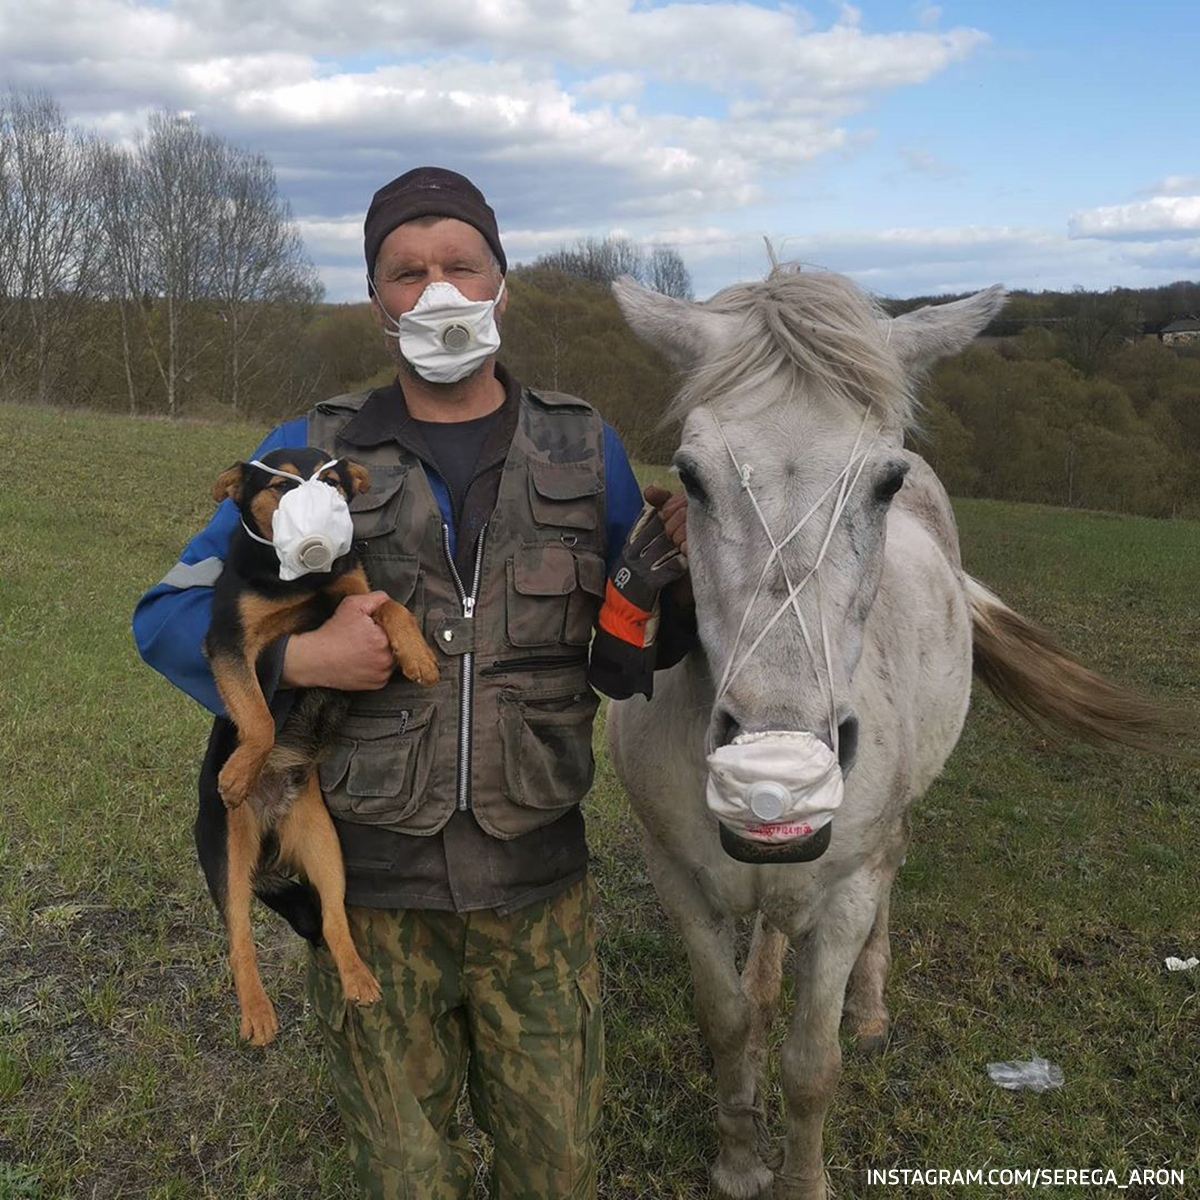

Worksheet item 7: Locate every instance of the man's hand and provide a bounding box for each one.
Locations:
[643,484,687,560]
[588,488,690,700]
[612,499,688,613]
[282,591,396,690]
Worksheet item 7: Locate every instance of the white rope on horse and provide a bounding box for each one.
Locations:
[710,407,879,760]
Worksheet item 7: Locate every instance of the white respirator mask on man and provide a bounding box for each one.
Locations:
[243,459,355,581]
[705,731,844,845]
[371,275,504,384]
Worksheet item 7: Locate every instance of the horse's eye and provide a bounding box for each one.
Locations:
[874,464,909,503]
[677,464,709,506]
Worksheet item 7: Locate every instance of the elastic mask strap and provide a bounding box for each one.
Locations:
[240,459,342,546]
[366,273,401,337]
[711,408,878,758]
[247,458,340,484]
[365,273,504,337]
[712,414,856,698]
[241,520,274,546]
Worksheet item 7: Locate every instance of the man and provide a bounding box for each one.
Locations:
[133,166,691,1199]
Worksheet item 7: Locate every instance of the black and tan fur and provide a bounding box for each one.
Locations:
[198,446,439,1046]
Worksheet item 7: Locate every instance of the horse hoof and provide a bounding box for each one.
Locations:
[712,1159,774,1200]
[857,1029,890,1056]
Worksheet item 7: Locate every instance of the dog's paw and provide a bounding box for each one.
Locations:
[239,995,278,1046]
[218,752,261,809]
[341,961,383,1007]
[400,643,441,686]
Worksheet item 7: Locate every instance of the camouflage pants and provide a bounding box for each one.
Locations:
[307,877,603,1200]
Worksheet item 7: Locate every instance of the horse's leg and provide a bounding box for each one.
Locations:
[742,914,788,1167]
[774,883,881,1200]
[842,826,908,1056]
[841,885,894,1055]
[644,838,774,1200]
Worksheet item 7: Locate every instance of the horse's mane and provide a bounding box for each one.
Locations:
[669,265,914,430]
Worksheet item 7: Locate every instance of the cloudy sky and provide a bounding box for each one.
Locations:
[3,0,1197,302]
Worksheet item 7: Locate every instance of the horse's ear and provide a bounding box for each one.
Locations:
[612,275,734,368]
[885,285,1006,372]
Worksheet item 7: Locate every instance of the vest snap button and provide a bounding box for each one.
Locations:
[442,630,453,643]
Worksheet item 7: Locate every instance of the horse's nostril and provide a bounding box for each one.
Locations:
[837,716,859,773]
[713,708,742,748]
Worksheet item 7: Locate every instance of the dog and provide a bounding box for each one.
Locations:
[196,446,439,1046]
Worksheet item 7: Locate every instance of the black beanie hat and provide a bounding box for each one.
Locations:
[364,166,507,280]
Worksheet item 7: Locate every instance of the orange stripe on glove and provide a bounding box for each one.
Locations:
[597,580,652,647]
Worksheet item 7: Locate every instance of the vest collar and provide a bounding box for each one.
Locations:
[341,364,522,452]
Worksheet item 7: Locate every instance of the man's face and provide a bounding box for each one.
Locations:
[370,217,506,385]
[371,217,504,320]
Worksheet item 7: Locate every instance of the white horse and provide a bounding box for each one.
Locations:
[606,267,1178,1200]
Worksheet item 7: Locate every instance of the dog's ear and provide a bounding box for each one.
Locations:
[213,463,245,505]
[347,461,371,495]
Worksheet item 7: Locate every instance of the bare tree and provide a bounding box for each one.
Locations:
[0,90,98,402]
[133,111,227,415]
[96,112,322,416]
[95,142,150,414]
[646,245,693,300]
[211,147,323,414]
[0,95,18,390]
[534,235,692,298]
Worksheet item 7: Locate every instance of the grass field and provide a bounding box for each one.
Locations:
[2,400,1199,1200]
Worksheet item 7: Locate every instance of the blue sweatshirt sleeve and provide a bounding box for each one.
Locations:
[132,418,308,714]
[602,422,643,572]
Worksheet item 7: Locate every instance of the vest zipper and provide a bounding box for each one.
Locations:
[442,522,487,812]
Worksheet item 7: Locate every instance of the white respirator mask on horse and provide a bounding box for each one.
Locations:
[706,731,843,845]
[372,275,504,384]
[243,459,355,581]
[702,411,879,860]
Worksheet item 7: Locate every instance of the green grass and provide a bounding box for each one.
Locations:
[2,401,1199,1199]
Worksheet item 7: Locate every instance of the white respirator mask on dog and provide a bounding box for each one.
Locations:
[372,276,504,384]
[243,459,355,581]
[706,731,844,844]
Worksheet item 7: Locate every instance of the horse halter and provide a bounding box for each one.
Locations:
[708,406,879,762]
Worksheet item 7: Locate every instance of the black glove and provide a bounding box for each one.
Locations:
[609,501,687,614]
[588,501,688,700]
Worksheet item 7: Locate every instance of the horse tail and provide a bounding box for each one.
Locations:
[965,575,1190,756]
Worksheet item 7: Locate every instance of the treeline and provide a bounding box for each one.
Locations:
[306,268,682,463]
[4,86,1197,517]
[185,268,1200,518]
[0,89,321,418]
[918,328,1200,519]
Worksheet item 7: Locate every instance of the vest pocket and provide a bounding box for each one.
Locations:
[507,543,577,646]
[349,464,408,538]
[498,689,600,810]
[318,704,438,825]
[508,544,607,647]
[528,460,602,530]
[565,550,606,644]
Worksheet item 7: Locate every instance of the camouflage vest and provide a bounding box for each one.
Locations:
[307,387,607,839]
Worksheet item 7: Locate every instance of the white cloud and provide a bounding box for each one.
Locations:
[0,0,988,241]
[574,72,643,103]
[1069,196,1200,241]
[24,1,1198,304]
[673,223,1198,303]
